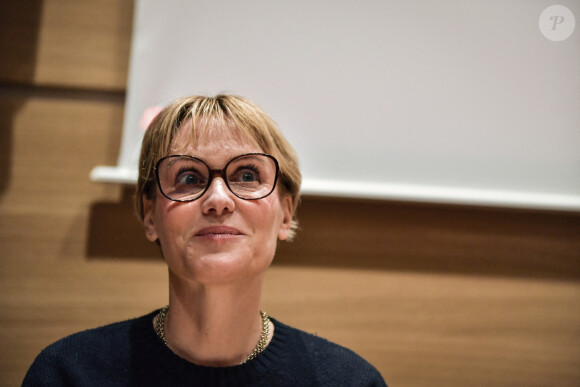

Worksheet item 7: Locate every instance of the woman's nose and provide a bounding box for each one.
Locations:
[201,177,236,216]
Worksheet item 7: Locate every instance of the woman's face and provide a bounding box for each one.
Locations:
[142,121,293,285]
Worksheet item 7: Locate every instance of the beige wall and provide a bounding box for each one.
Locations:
[1,1,579,386]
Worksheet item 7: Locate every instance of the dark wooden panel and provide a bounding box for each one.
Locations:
[0,1,43,83]
[0,0,133,90]
[276,197,580,281]
[86,191,580,281]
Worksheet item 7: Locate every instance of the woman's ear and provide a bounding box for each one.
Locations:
[142,194,159,242]
[277,196,294,241]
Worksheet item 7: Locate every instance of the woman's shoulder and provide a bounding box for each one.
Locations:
[272,318,370,361]
[22,311,156,386]
[38,311,153,353]
[270,318,388,386]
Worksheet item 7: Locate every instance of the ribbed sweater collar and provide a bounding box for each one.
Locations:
[130,310,290,386]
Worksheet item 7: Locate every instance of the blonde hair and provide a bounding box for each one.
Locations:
[135,94,302,240]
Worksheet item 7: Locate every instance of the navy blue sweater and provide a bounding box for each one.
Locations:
[23,310,387,386]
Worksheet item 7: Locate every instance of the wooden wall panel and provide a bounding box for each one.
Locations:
[0,0,133,90]
[0,1,43,84]
[0,96,124,214]
[276,198,580,281]
[262,267,580,386]
[0,94,167,386]
[1,1,579,386]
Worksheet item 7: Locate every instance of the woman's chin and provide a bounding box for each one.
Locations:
[180,251,263,285]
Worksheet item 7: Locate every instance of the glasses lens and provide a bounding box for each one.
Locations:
[226,154,278,199]
[157,156,209,201]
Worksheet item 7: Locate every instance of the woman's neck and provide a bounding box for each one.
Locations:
[160,270,273,367]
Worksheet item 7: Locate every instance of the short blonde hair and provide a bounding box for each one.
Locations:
[135,94,302,240]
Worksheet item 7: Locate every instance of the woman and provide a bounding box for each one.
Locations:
[24,95,387,386]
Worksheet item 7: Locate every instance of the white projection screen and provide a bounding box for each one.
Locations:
[91,0,580,211]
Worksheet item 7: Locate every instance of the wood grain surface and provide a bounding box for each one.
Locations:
[0,0,132,90]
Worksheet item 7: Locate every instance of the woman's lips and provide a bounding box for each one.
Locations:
[195,226,243,240]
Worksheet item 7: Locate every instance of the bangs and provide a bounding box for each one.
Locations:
[168,113,262,156]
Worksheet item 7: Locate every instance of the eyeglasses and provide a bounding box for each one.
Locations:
[155,153,280,202]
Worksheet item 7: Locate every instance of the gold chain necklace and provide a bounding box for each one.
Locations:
[154,306,270,364]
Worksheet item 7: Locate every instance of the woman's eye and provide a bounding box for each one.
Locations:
[175,169,205,186]
[231,167,260,184]
[179,174,199,185]
[241,171,257,182]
